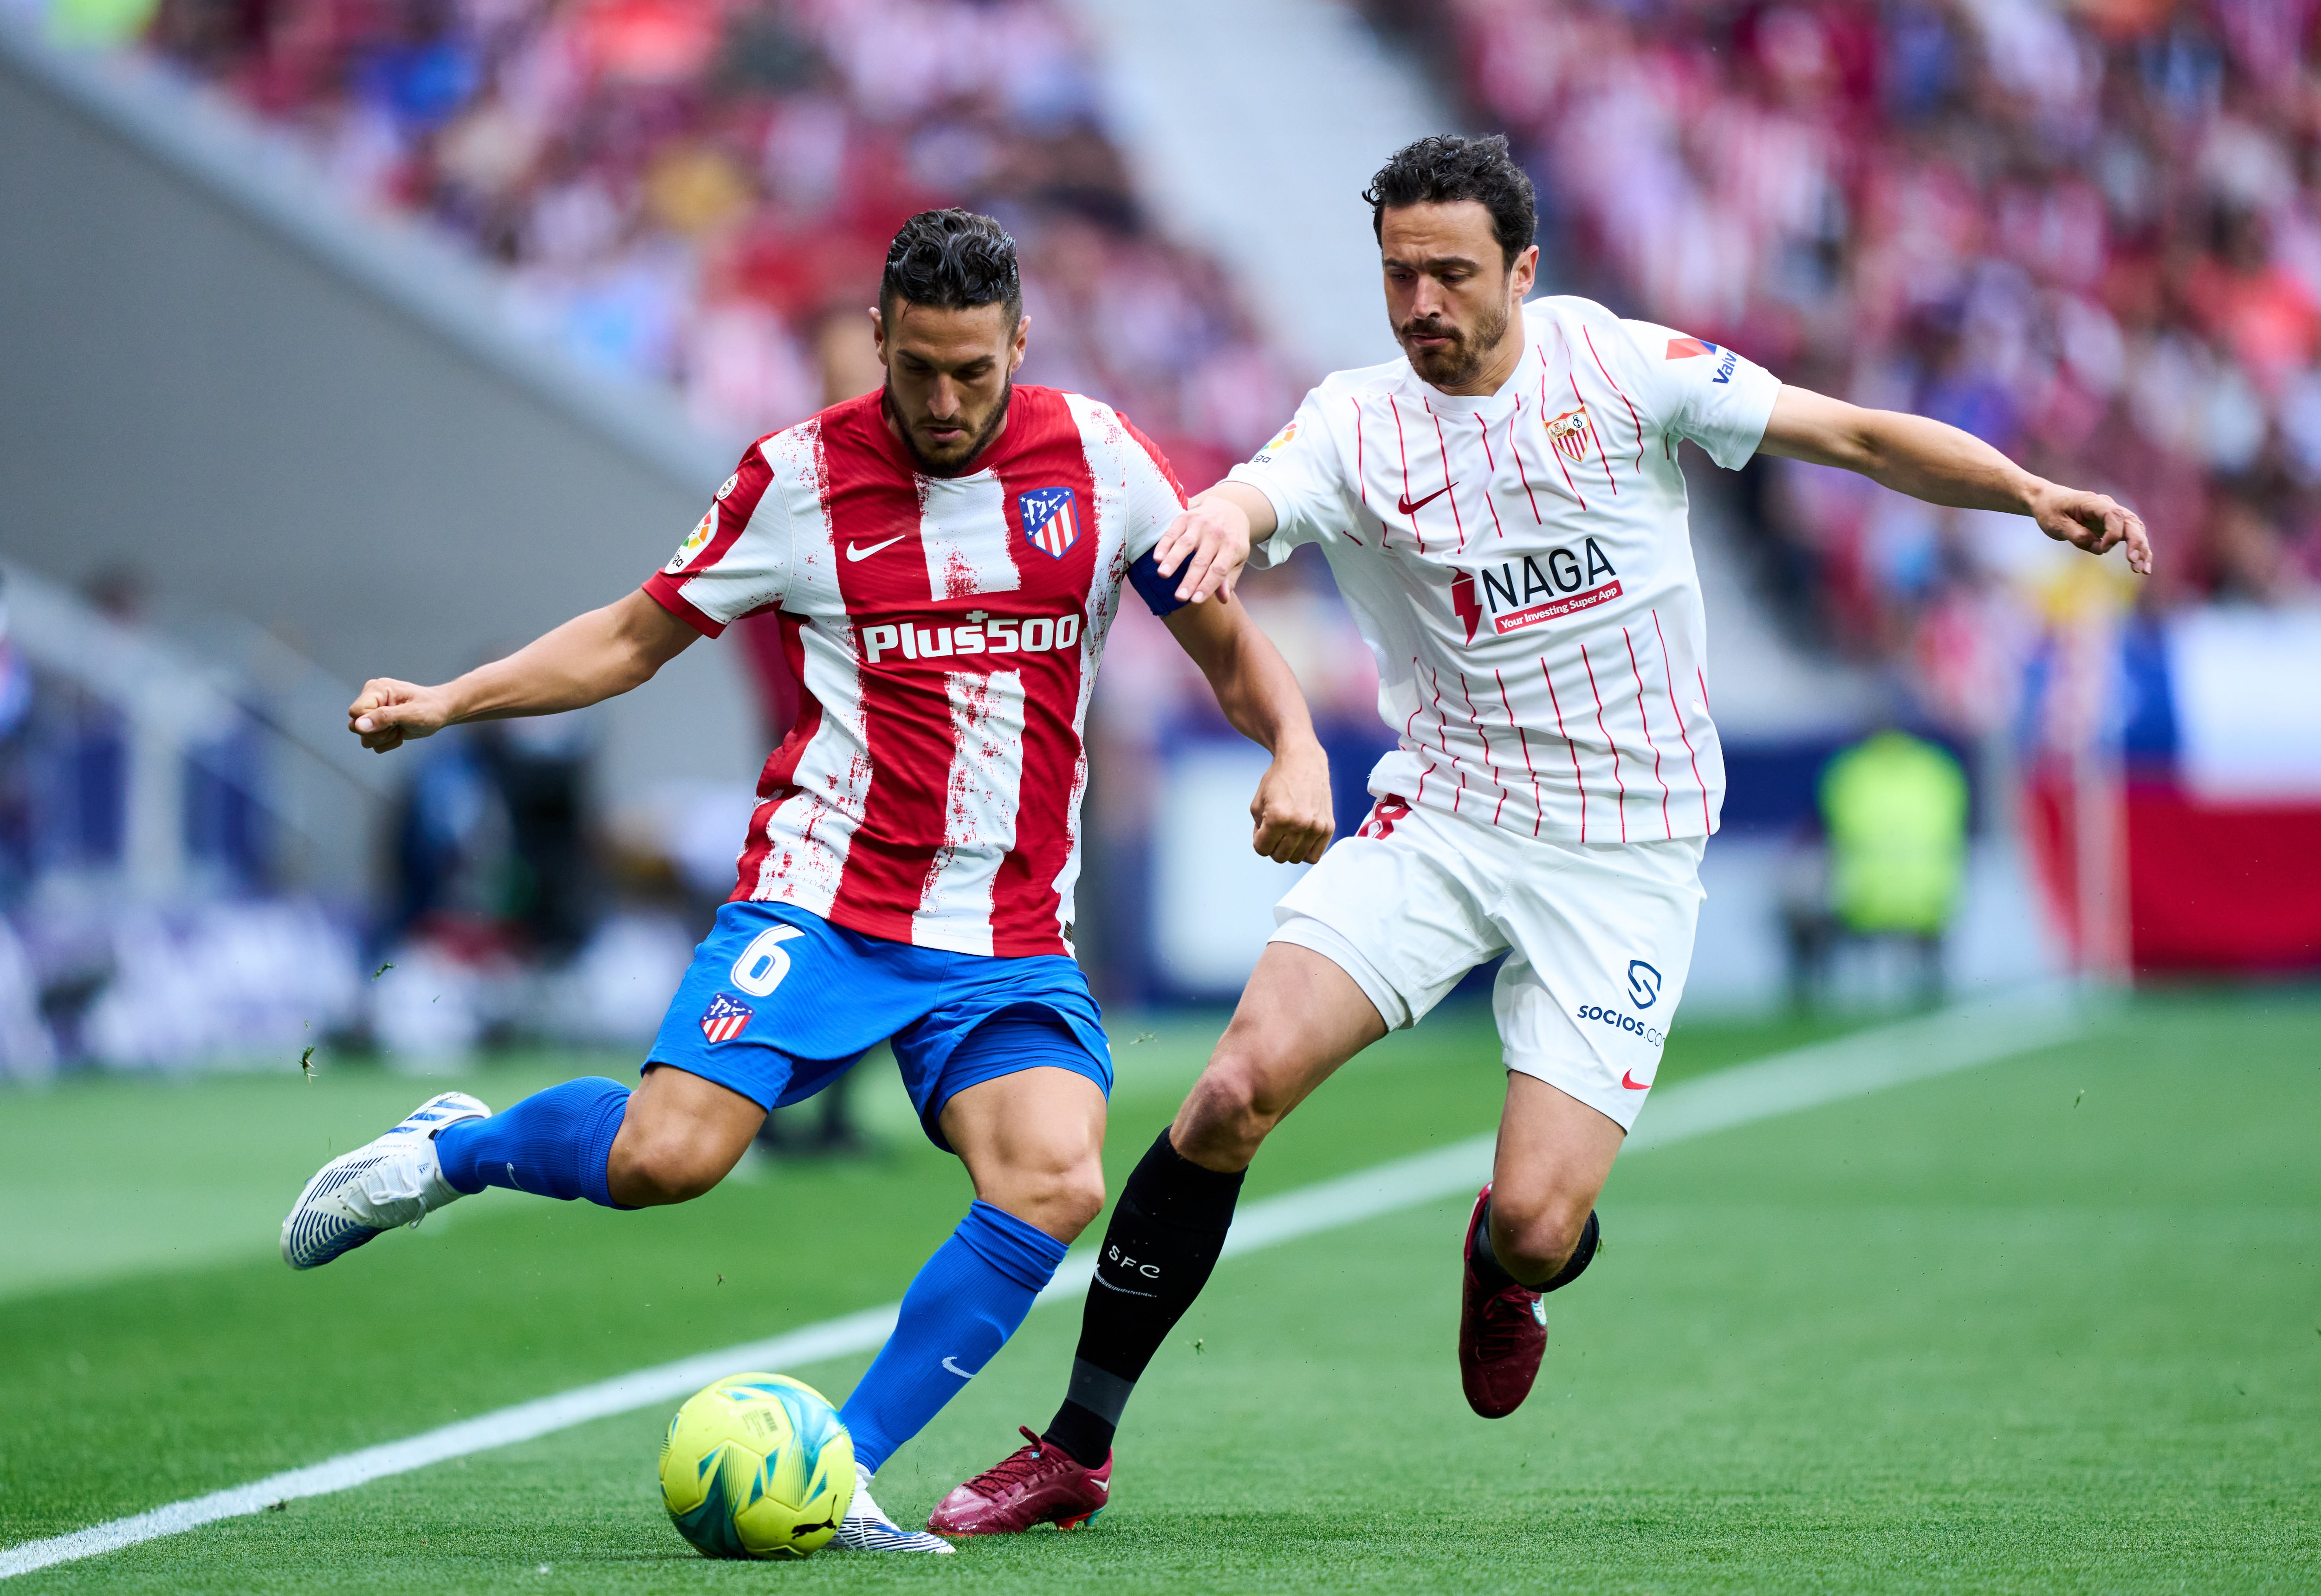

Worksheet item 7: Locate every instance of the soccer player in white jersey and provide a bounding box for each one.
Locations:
[932,136,2152,1533]
[276,209,1332,1553]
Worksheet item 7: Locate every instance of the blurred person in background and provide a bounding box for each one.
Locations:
[934,132,2149,1534]
[1784,727,1971,1008]
[279,209,1330,1553]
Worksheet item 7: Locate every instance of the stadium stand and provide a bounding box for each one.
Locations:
[1378,0,2321,686]
[120,0,1298,487]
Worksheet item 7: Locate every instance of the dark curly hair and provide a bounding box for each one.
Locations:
[880,208,1023,328]
[1363,134,1537,269]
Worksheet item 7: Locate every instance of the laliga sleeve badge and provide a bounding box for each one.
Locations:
[666,508,717,573]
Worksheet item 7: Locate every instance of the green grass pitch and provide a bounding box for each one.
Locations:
[1,993,2316,1592]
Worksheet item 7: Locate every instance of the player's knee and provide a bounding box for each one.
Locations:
[606,1131,726,1207]
[1178,1057,1283,1161]
[1044,1159,1107,1238]
[989,1151,1104,1241]
[1489,1187,1594,1282]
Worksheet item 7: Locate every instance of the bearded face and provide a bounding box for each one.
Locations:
[1377,200,1536,396]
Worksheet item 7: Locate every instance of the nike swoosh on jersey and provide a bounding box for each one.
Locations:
[846,535,908,561]
[1395,483,1455,516]
[1621,1070,1651,1091]
[941,1356,975,1378]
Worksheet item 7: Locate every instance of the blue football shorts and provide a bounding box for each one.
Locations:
[646,901,1112,1150]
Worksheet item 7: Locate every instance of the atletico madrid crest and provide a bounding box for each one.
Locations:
[1019,487,1082,559]
[699,992,753,1045]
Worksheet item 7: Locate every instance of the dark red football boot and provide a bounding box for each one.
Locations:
[1458,1183,1547,1418]
[926,1427,1111,1535]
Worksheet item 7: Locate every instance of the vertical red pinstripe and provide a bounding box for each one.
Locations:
[1652,609,1712,833]
[1494,667,1544,837]
[1542,659,1588,842]
[1582,324,1647,470]
[1350,397,1367,507]
[1621,624,1673,839]
[1579,642,1629,842]
[1507,412,1545,524]
[1570,373,1618,498]
[1428,410,1467,551]
[1456,671,1505,825]
[1387,394,1424,554]
[1470,417,1508,541]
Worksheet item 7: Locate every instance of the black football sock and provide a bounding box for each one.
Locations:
[1043,1128,1243,1468]
[1468,1195,1518,1292]
[1471,1199,1600,1292]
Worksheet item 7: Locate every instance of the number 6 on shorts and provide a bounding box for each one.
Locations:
[731,925,808,996]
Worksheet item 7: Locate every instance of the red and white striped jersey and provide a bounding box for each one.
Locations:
[644,386,1188,957]
[1228,296,1781,845]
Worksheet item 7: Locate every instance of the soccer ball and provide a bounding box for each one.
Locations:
[658,1372,856,1559]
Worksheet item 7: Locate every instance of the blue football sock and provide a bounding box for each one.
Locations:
[839,1201,1068,1474]
[433,1077,632,1208]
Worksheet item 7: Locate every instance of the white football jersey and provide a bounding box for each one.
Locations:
[1229,296,1781,844]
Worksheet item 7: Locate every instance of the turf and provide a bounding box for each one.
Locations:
[2,994,2315,1592]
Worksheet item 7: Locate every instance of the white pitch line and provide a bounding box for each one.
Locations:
[0,989,2079,1579]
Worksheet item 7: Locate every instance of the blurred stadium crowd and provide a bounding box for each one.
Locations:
[4,0,2315,1073]
[1381,0,2321,734]
[123,0,1296,486]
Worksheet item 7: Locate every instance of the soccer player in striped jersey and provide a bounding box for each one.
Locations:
[278,209,1332,1553]
[931,135,2152,1533]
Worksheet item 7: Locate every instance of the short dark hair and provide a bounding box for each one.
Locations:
[1363,134,1537,269]
[879,208,1023,328]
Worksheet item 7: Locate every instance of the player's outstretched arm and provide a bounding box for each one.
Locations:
[348,588,700,753]
[1757,385,2153,576]
[1163,597,1333,865]
[1150,482,1278,605]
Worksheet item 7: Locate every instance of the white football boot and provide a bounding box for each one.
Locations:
[831,1462,955,1553]
[279,1092,491,1270]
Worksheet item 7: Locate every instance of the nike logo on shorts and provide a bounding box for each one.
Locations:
[1395,484,1454,516]
[1621,1070,1651,1091]
[941,1356,975,1378]
[846,535,908,561]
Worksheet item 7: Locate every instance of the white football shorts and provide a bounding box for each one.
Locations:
[1268,797,1706,1132]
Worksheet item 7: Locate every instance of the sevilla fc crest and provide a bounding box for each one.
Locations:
[699,992,753,1045]
[1020,487,1082,559]
[1544,405,1591,462]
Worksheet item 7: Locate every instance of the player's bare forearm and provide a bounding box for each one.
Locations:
[1759,385,2152,575]
[348,588,698,752]
[1151,482,1278,604]
[1164,599,1333,864]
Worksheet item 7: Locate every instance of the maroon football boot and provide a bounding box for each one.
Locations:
[926,1427,1112,1535]
[1458,1183,1548,1418]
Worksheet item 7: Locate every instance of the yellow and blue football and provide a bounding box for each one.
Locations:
[658,1372,855,1559]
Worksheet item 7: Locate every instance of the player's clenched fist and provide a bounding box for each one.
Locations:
[1250,745,1334,865]
[348,678,453,753]
[1153,495,1252,605]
